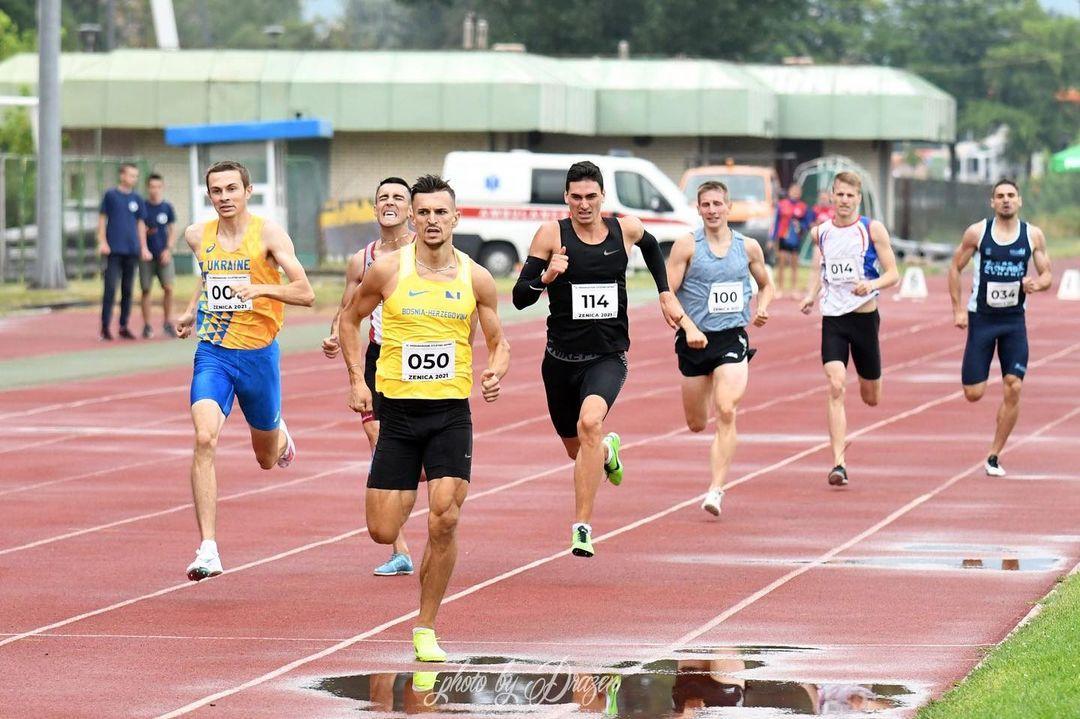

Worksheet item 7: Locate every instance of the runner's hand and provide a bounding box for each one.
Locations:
[954,310,968,329]
[659,291,683,329]
[322,333,341,358]
[853,280,874,296]
[480,368,501,402]
[176,311,195,338]
[1022,276,1040,294]
[234,284,263,301]
[685,326,708,349]
[753,307,769,327]
[541,246,568,284]
[348,383,373,414]
[799,296,815,315]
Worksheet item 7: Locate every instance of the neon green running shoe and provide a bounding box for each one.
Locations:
[603,674,622,716]
[571,524,594,557]
[603,432,623,486]
[412,671,439,692]
[413,628,447,662]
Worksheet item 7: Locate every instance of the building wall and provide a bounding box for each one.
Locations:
[328,132,490,201]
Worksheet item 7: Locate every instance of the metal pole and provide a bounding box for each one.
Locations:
[35,0,66,288]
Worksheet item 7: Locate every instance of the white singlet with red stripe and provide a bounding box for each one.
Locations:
[363,241,383,344]
[816,216,880,316]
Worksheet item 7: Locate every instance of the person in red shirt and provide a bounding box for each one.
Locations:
[812,191,835,227]
[770,183,808,298]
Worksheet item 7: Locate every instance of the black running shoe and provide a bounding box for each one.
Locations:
[984,455,1006,477]
[118,327,136,340]
[828,465,848,487]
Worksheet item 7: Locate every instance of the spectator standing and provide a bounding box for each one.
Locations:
[97,162,150,340]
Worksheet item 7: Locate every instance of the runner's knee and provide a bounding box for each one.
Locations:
[827,375,846,400]
[1003,375,1023,403]
[428,503,460,541]
[194,428,217,454]
[576,412,604,444]
[716,403,737,426]
[963,385,985,402]
[860,384,879,407]
[687,416,708,433]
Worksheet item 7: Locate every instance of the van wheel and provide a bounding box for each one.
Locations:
[479,242,518,278]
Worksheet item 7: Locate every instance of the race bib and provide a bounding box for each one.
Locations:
[986,281,1020,308]
[708,282,744,313]
[825,256,860,283]
[572,283,617,320]
[205,273,252,312]
[402,341,456,382]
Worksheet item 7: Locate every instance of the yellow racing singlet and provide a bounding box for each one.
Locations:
[377,243,476,400]
[196,215,284,349]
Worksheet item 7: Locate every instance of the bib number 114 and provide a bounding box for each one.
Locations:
[572,283,618,320]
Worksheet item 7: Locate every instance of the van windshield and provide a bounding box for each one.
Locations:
[686,174,766,203]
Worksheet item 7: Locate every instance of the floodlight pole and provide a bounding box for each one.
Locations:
[35,0,66,288]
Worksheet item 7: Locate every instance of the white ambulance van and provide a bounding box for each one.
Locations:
[443,151,698,276]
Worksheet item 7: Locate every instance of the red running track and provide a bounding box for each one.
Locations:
[2,277,1078,718]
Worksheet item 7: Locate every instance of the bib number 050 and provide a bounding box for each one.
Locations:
[402,341,456,382]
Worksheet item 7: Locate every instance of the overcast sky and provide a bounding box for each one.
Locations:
[301,0,1078,23]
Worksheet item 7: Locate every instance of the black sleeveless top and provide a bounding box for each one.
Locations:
[971,218,1030,316]
[545,217,630,354]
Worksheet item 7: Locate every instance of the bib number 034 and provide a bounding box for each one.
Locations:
[402,341,456,382]
[572,283,618,320]
[986,281,1020,308]
[205,273,252,311]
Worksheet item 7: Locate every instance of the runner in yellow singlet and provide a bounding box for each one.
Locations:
[339,175,510,663]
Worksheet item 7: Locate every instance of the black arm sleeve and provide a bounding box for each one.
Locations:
[638,231,670,293]
[512,255,549,310]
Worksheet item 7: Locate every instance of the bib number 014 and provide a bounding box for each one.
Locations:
[826,258,859,283]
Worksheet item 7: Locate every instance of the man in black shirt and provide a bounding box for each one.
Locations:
[513,161,682,557]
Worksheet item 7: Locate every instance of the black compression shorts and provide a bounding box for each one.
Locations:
[675,326,751,377]
[541,350,628,439]
[367,397,472,490]
[363,341,384,421]
[821,310,881,380]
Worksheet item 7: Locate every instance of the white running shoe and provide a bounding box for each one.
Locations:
[702,489,724,517]
[186,547,223,581]
[984,455,1006,477]
[276,419,296,468]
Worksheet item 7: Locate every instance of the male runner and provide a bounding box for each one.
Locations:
[800,172,898,487]
[947,179,1052,476]
[666,181,773,516]
[340,175,509,662]
[176,160,314,581]
[512,160,681,557]
[139,173,177,338]
[323,177,417,576]
[771,182,808,298]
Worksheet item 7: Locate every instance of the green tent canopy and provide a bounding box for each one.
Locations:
[1050,144,1080,173]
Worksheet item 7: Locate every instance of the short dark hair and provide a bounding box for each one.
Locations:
[411,174,455,202]
[119,162,138,174]
[992,178,1020,196]
[565,161,604,191]
[147,173,163,184]
[205,160,251,191]
[376,176,410,197]
[696,180,729,203]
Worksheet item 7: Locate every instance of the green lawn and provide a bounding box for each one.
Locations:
[917,570,1080,719]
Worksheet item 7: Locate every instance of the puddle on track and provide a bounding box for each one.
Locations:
[310,649,916,716]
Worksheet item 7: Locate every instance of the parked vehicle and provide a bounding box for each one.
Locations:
[444,151,699,276]
[678,162,780,243]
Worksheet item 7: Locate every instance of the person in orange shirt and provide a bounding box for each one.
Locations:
[175,160,314,581]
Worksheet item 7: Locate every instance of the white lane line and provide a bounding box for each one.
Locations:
[149,343,1080,718]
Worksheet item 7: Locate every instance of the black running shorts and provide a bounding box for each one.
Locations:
[675,326,750,377]
[821,310,881,380]
[541,351,628,439]
[367,397,472,490]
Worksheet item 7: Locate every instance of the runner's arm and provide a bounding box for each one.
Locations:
[176,225,204,338]
[1024,225,1053,293]
[665,233,700,336]
[859,220,899,295]
[800,227,822,314]
[747,238,774,326]
[341,255,394,393]
[513,222,560,309]
[948,223,981,322]
[474,265,511,402]
[239,221,315,307]
[622,215,680,328]
[324,251,365,358]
